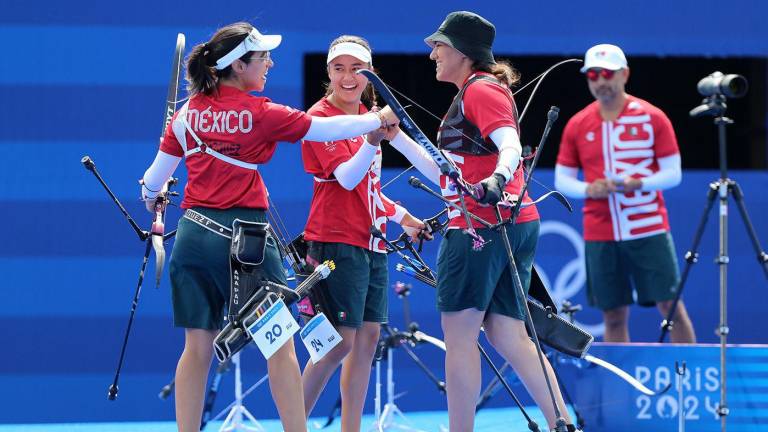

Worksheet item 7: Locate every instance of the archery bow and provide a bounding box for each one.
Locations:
[372,71,572,425]
[359,69,488,250]
[149,33,185,288]
[266,195,310,278]
[375,60,583,210]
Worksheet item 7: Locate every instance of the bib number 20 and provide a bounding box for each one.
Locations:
[265,323,283,344]
[246,299,299,359]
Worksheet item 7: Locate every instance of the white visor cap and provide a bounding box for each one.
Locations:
[326,42,372,65]
[215,28,282,70]
[580,44,628,73]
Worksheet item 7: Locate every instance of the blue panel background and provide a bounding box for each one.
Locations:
[570,344,768,431]
[1,0,767,424]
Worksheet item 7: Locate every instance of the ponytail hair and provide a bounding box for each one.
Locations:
[324,35,378,109]
[186,22,257,95]
[473,59,521,88]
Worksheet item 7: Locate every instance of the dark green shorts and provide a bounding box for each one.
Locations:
[436,220,540,321]
[169,207,287,330]
[307,241,388,328]
[585,232,680,311]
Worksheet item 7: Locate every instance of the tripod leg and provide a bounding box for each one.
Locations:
[211,373,269,423]
[201,361,230,429]
[477,342,540,431]
[550,358,584,430]
[382,325,446,393]
[107,239,153,400]
[494,208,565,432]
[476,362,511,411]
[398,341,446,392]
[158,377,175,400]
[321,394,342,428]
[729,181,768,279]
[658,184,718,342]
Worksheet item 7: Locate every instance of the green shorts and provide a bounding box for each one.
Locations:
[585,232,680,311]
[307,241,388,328]
[436,220,540,321]
[169,207,287,330]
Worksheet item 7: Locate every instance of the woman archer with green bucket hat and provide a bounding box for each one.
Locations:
[391,11,579,432]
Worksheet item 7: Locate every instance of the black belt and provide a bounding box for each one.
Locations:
[183,209,280,248]
[183,209,234,239]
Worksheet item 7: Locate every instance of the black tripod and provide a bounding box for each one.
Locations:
[658,94,768,431]
[82,156,177,400]
[368,322,447,432]
[386,282,448,397]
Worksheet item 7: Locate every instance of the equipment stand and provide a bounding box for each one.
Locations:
[659,108,768,432]
[369,329,428,432]
[219,352,265,432]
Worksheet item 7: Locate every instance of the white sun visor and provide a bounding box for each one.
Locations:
[326,42,372,65]
[215,28,282,70]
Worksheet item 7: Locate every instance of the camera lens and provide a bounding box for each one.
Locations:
[720,74,748,98]
[697,72,748,98]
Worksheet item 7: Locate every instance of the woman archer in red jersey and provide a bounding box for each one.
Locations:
[299,35,429,432]
[385,12,579,432]
[140,23,398,432]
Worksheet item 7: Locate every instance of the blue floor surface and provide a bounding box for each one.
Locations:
[0,406,563,432]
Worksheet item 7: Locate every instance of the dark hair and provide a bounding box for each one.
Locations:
[186,22,257,95]
[324,35,377,109]
[473,59,521,88]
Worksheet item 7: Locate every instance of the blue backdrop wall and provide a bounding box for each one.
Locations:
[2,0,767,424]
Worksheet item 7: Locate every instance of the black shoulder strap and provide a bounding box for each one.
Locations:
[460,74,519,129]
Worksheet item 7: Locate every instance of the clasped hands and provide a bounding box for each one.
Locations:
[586,177,642,199]
[367,105,400,146]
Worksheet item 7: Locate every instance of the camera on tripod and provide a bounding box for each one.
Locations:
[690,71,748,118]
[697,72,748,98]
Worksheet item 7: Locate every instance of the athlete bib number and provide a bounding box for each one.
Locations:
[300,312,342,364]
[246,299,299,360]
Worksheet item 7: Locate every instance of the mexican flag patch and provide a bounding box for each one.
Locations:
[337,311,346,321]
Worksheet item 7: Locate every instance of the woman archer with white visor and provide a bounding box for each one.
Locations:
[140,23,398,432]
[300,35,430,432]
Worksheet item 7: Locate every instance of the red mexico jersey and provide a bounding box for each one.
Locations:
[440,73,539,230]
[161,85,311,209]
[302,98,397,253]
[557,96,680,241]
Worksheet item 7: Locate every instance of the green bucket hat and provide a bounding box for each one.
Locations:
[424,11,496,65]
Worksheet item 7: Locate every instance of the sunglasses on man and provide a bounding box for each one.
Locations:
[586,68,617,81]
